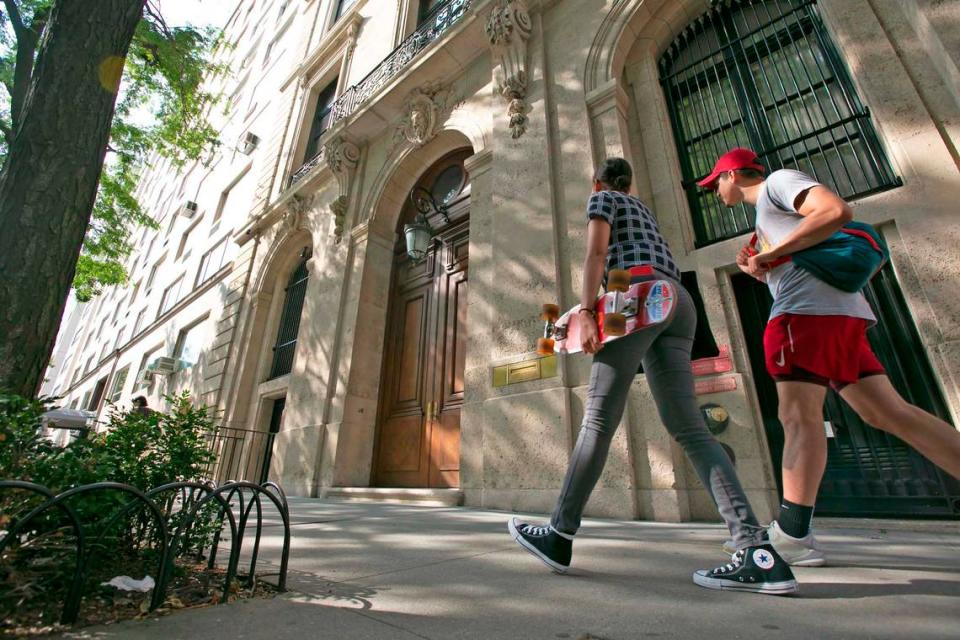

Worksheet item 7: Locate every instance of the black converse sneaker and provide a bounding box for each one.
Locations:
[507,517,572,573]
[693,544,799,595]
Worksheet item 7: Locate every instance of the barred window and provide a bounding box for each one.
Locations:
[269,255,310,380]
[659,0,900,247]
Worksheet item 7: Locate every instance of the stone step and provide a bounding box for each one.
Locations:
[322,487,464,507]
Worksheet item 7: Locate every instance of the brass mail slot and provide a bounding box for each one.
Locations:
[492,355,558,388]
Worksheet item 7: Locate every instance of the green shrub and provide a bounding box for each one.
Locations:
[1,392,220,628]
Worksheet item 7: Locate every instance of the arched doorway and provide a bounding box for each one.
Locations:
[372,148,471,488]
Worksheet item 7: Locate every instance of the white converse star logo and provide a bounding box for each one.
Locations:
[753,549,775,570]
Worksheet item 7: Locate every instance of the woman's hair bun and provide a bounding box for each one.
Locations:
[595,157,633,191]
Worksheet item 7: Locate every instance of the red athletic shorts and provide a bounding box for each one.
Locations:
[763,314,885,390]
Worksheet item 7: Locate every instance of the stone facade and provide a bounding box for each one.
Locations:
[52,0,960,524]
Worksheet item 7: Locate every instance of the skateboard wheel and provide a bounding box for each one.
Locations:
[536,337,555,355]
[607,269,631,292]
[540,303,560,322]
[604,312,627,336]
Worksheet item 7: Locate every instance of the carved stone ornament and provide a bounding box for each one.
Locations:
[329,195,348,244]
[485,0,532,139]
[392,82,451,149]
[283,193,313,233]
[324,135,360,178]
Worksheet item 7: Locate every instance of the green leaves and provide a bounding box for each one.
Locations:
[1,1,224,299]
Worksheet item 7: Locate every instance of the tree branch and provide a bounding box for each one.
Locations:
[2,0,26,40]
[144,0,174,39]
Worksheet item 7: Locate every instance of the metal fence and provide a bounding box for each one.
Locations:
[204,426,277,484]
[0,480,290,625]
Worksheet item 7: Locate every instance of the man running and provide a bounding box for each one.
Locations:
[700,147,960,565]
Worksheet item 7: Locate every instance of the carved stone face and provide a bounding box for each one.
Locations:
[410,109,428,141]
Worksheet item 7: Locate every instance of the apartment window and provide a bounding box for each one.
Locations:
[146,256,165,291]
[84,355,95,375]
[334,0,357,21]
[213,167,252,225]
[303,78,339,162]
[177,219,201,260]
[174,316,209,369]
[80,390,92,411]
[158,276,185,318]
[419,0,447,24]
[111,296,125,324]
[264,40,276,66]
[145,236,157,265]
[113,328,125,352]
[109,366,129,403]
[165,211,179,235]
[196,237,231,288]
[659,0,900,246]
[130,280,142,304]
[132,308,147,337]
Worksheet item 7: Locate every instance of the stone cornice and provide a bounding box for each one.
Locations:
[281,3,367,91]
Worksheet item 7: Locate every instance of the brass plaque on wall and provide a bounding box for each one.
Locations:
[492,356,558,388]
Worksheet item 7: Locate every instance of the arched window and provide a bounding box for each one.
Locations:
[659,0,900,247]
[268,253,310,379]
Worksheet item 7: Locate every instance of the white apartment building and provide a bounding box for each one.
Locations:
[52,0,960,521]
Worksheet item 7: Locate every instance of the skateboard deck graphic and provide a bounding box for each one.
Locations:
[538,278,677,356]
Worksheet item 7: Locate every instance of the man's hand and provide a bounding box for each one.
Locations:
[736,245,769,281]
[747,251,777,274]
[579,310,602,354]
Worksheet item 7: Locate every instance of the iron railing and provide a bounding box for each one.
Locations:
[659,0,900,247]
[289,0,472,187]
[205,426,278,484]
[0,480,291,626]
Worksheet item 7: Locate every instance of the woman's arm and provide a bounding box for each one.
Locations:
[579,218,610,354]
[581,218,611,309]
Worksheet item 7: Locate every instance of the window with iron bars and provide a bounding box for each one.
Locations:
[659,0,900,247]
[268,255,310,379]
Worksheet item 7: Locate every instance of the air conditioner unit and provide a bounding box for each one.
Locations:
[180,200,198,218]
[147,356,178,375]
[239,132,260,155]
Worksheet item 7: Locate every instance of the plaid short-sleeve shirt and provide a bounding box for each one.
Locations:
[586,190,680,281]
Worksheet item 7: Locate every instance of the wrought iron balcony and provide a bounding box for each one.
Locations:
[289,146,326,187]
[330,0,472,126]
[289,0,472,189]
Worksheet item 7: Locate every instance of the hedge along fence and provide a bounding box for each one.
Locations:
[0,393,290,628]
[0,479,291,625]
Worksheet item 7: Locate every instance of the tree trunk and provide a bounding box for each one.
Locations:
[0,0,146,398]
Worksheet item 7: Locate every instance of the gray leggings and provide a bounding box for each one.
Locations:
[550,281,765,549]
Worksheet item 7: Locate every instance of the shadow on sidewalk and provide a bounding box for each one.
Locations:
[279,569,382,610]
[798,578,960,600]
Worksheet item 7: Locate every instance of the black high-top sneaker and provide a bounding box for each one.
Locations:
[508,517,573,574]
[693,544,799,595]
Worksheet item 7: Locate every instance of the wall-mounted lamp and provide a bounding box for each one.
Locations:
[404,186,451,261]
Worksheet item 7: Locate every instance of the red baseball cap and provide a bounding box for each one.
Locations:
[697,148,764,189]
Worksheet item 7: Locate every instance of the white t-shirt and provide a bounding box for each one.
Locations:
[754,169,875,322]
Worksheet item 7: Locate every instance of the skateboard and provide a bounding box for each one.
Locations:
[537,268,678,356]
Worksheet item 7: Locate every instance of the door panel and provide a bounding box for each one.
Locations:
[375,212,468,488]
[375,275,432,486]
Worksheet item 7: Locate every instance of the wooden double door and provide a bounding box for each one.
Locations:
[373,212,468,488]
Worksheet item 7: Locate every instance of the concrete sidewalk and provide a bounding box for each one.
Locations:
[60,498,960,639]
